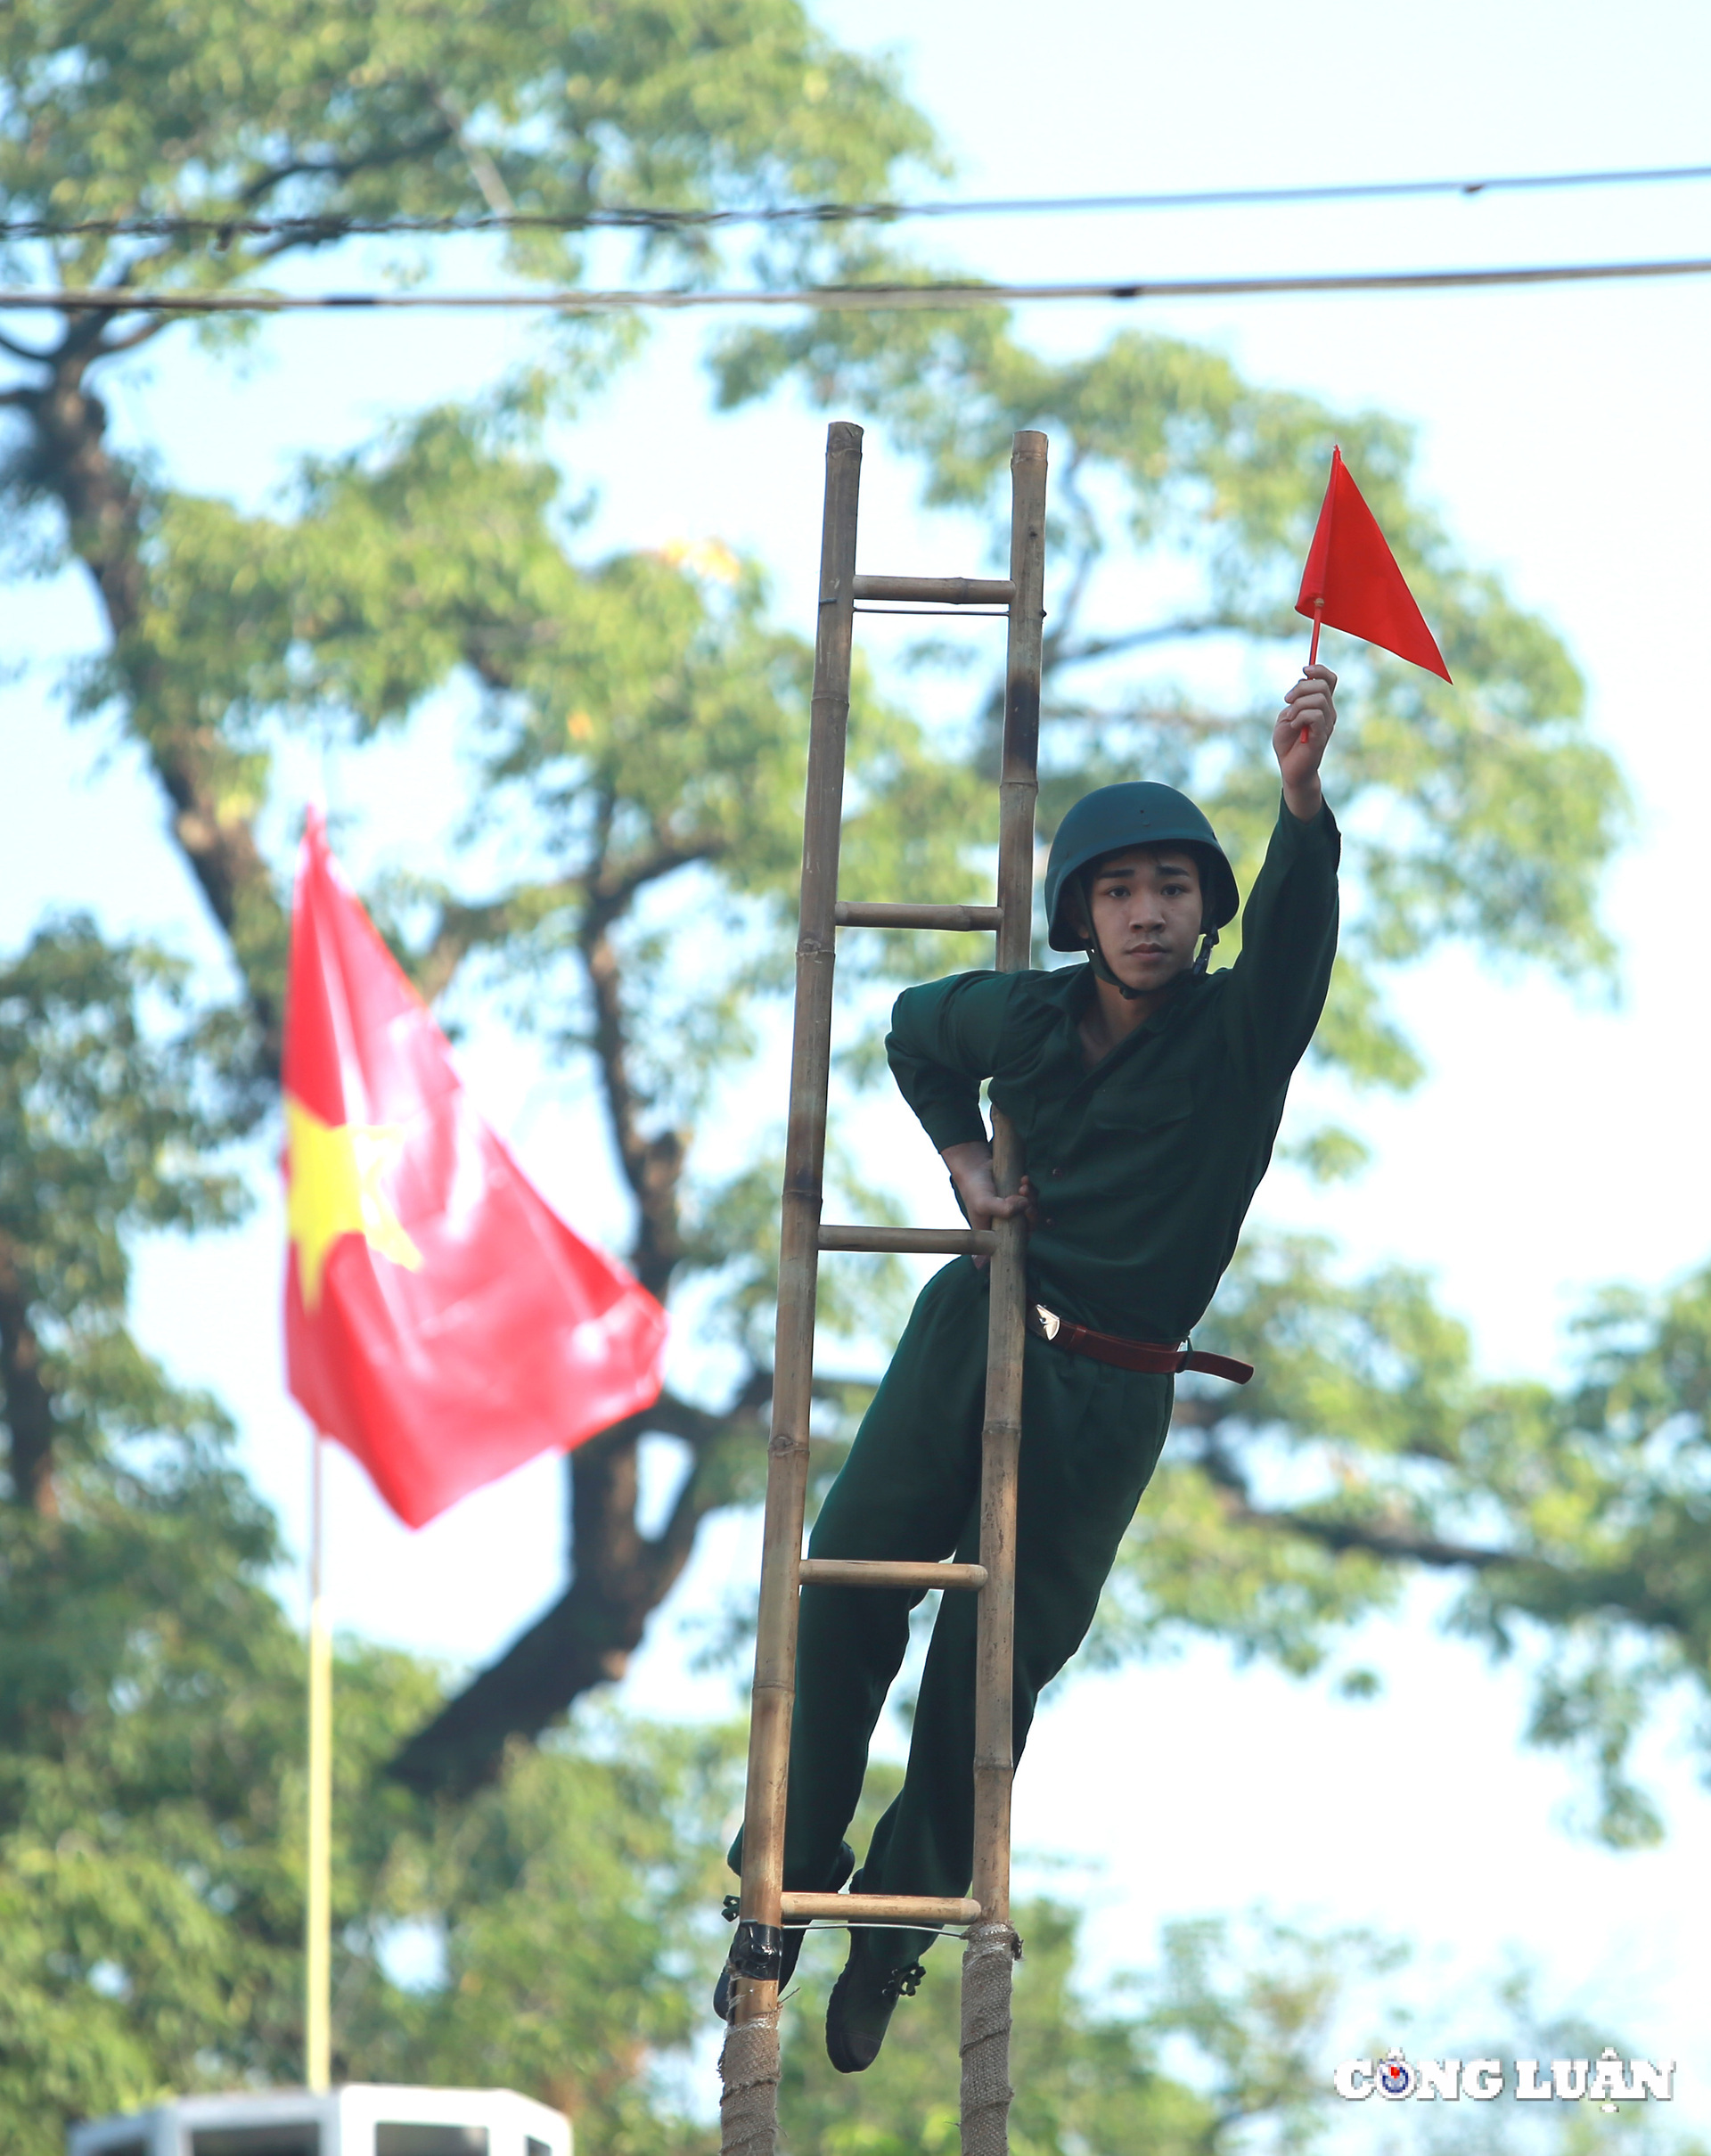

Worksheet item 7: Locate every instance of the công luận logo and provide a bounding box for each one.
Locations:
[1334,2048,1675,2107]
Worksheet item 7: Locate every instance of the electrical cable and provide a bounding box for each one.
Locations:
[5,159,1711,242]
[6,254,1711,316]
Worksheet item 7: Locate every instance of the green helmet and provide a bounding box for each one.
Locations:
[1044,783,1239,953]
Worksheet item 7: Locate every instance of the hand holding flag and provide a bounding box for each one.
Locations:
[282,811,667,1528]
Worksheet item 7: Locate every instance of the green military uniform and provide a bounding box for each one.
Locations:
[760,797,1340,1972]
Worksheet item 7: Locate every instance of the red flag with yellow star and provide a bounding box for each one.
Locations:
[282,811,667,1528]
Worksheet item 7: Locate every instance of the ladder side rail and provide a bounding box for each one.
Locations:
[721,421,864,2155]
[962,429,1048,2156]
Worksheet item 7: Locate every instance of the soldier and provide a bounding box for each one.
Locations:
[718,664,1341,2071]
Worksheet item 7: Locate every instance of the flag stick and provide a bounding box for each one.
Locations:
[305,1431,332,2092]
[1300,601,1323,743]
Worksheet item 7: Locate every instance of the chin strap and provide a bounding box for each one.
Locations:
[1084,937,1140,999]
[1084,922,1218,997]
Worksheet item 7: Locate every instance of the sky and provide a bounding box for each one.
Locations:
[4,0,1711,2131]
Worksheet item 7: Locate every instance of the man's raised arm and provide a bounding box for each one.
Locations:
[1222,664,1343,1086]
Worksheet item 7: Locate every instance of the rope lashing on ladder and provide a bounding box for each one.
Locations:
[717,2008,782,2156]
[960,1922,1023,2155]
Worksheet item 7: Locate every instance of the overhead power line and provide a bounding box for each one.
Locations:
[5,255,1711,316]
[4,159,1711,242]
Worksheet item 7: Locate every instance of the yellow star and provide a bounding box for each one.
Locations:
[285,1095,424,1311]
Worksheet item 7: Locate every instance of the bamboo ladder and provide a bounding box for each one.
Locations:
[718,421,1047,2156]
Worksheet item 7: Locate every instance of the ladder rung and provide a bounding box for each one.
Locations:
[798,1559,988,1592]
[836,901,1002,931]
[852,575,1014,606]
[782,1891,983,1925]
[818,1224,997,1255]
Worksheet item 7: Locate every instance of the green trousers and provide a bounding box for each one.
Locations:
[733,1257,1174,1971]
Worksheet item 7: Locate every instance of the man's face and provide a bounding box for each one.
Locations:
[1079,848,1204,995]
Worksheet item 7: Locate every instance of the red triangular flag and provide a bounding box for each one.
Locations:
[282,811,667,1528]
[1296,447,1452,682]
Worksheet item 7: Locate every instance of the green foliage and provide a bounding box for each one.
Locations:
[0,918,251,1297]
[2,10,1697,2139]
[0,1469,739,2156]
[779,1904,1393,2156]
[0,917,255,1501]
[0,1459,1398,2156]
[1091,1235,1491,1676]
[337,1711,743,2153]
[0,0,938,299]
[0,1436,307,2152]
[1099,1238,1711,1845]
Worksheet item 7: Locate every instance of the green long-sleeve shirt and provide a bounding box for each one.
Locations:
[885,798,1341,1341]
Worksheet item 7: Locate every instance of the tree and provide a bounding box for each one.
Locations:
[0,0,950,1782]
[0,0,938,1059]
[1098,1236,1711,1849]
[0,919,307,2146]
[2,0,1634,1805]
[0,926,741,2144]
[778,1898,1383,2156]
[0,930,1691,2153]
[0,919,253,1518]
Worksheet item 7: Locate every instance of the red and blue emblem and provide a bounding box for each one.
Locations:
[1377,2054,1416,2100]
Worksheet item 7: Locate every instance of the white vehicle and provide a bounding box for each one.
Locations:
[68,2085,571,2156]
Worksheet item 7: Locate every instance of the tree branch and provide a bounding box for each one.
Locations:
[408,881,583,1004]
[388,1380,769,1796]
[592,839,717,914]
[1045,617,1236,671]
[236,124,458,210]
[0,328,53,364]
[570,810,693,1301]
[1230,1496,1508,1573]
[15,349,290,1066]
[93,315,177,359]
[643,1379,773,1586]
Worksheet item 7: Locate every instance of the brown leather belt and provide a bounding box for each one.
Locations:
[1027,1302,1254,1385]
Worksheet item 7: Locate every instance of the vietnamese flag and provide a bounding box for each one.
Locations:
[1296,447,1452,682]
[282,810,667,1528]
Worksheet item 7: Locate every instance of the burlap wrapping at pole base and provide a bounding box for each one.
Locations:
[960,1922,1022,2155]
[719,2006,782,2156]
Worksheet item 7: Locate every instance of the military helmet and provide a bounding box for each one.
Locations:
[1043,782,1240,953]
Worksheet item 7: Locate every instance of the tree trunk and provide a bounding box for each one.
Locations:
[15,340,290,1064]
[0,1236,58,1516]
[392,1418,707,1793]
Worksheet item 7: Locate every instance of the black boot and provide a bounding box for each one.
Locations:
[714,1841,855,2021]
[824,1937,926,2073]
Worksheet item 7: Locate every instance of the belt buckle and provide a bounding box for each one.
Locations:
[1034,1303,1061,1342]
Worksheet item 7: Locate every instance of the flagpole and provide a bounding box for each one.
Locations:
[1300,600,1324,744]
[305,1429,332,2092]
